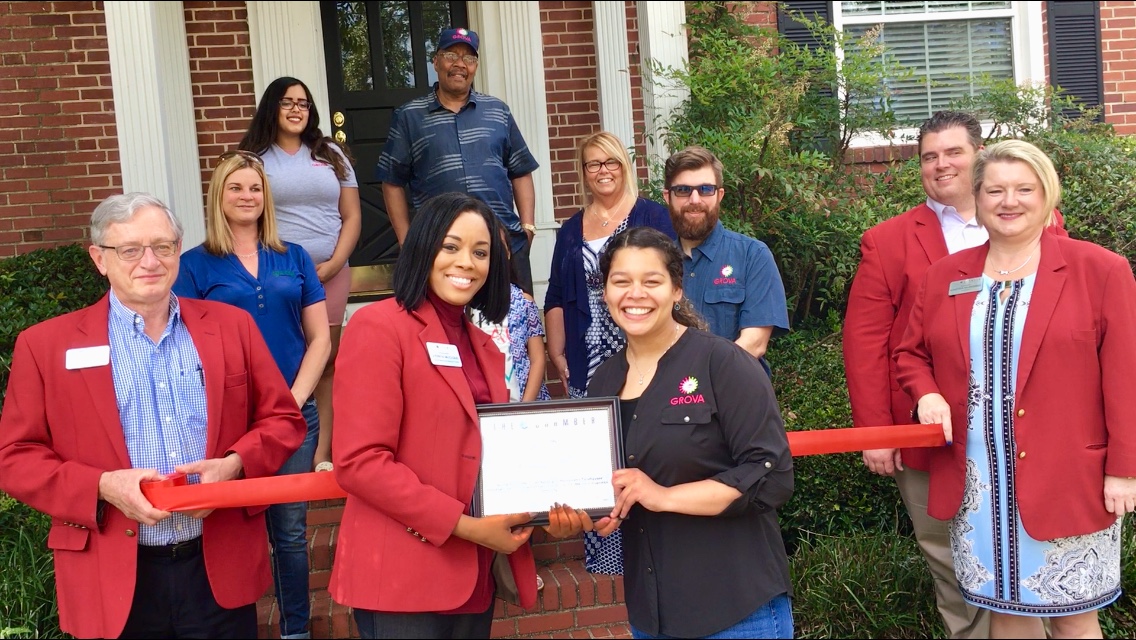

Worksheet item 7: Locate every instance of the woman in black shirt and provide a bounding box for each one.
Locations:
[588,226,795,638]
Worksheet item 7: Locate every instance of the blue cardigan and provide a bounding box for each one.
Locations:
[544,197,676,393]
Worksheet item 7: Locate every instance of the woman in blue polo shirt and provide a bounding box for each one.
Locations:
[174,150,331,640]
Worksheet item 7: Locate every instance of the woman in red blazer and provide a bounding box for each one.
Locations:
[896,140,1136,639]
[330,193,589,639]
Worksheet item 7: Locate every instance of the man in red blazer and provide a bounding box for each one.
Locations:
[0,193,305,639]
[843,111,992,639]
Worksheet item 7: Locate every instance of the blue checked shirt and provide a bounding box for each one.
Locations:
[107,291,207,545]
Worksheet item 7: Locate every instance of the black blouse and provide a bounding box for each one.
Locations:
[588,329,794,638]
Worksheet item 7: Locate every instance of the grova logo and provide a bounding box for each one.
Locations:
[670,376,705,404]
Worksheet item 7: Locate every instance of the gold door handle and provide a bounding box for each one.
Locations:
[332,111,345,127]
[334,130,346,144]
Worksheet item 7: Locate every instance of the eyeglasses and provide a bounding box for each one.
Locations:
[667,184,720,198]
[97,241,180,261]
[278,98,312,111]
[437,51,479,66]
[583,159,622,174]
[218,150,263,166]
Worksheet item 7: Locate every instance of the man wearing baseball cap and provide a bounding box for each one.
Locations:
[377,27,540,294]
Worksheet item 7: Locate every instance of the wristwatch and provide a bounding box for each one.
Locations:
[521,223,537,233]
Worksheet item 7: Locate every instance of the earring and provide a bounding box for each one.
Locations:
[674,302,681,312]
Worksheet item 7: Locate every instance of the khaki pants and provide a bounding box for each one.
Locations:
[896,467,990,639]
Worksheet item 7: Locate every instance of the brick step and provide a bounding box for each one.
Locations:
[257,559,628,638]
[257,501,627,638]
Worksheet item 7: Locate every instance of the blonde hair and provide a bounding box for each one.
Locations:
[203,153,286,255]
[576,131,639,205]
[972,139,1061,226]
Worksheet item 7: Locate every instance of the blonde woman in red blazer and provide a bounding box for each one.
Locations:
[330,193,591,639]
[896,140,1136,639]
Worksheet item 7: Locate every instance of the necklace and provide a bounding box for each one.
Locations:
[991,250,1034,276]
[628,325,682,386]
[592,207,613,227]
[236,247,259,259]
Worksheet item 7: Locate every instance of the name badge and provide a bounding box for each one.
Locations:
[949,277,982,296]
[427,342,463,367]
[65,345,110,370]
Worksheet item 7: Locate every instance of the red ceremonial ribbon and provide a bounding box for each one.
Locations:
[142,424,946,511]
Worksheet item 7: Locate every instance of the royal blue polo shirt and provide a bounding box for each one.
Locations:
[174,242,325,387]
[682,222,789,374]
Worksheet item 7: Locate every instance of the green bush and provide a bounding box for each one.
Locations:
[0,243,107,403]
[770,321,908,546]
[0,243,103,640]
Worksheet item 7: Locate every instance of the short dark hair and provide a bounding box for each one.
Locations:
[664,145,724,189]
[918,110,982,154]
[599,226,708,331]
[237,76,355,180]
[392,193,510,323]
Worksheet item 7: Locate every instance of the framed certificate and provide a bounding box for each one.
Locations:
[472,397,623,526]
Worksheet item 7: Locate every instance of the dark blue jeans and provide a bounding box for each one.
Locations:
[631,593,794,639]
[266,399,319,639]
[353,600,495,640]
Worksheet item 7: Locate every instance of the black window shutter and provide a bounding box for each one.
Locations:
[1048,1,1104,120]
[777,1,832,52]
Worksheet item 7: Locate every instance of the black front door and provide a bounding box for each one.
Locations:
[320,1,468,297]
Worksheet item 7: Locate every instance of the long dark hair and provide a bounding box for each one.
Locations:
[238,76,355,181]
[393,193,511,323]
[599,226,708,330]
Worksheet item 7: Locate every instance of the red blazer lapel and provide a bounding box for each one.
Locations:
[413,303,481,425]
[180,301,225,456]
[912,203,950,265]
[953,244,988,371]
[1017,233,1067,396]
[76,295,132,468]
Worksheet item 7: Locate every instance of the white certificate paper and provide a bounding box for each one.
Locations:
[475,398,622,524]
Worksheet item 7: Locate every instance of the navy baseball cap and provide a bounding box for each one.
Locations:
[437,27,479,54]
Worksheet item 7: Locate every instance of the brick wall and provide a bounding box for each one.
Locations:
[540,1,649,223]
[1101,1,1136,135]
[184,1,257,209]
[0,1,118,257]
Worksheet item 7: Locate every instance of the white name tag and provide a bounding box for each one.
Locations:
[65,345,110,370]
[949,277,982,296]
[427,342,463,367]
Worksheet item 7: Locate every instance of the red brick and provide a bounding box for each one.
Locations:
[518,611,575,635]
[574,604,628,627]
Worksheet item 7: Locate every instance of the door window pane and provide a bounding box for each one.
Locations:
[421,1,454,86]
[337,2,373,91]
[380,2,414,88]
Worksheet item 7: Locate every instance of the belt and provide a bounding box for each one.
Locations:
[137,537,202,560]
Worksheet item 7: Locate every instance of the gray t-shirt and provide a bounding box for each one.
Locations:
[261,142,358,264]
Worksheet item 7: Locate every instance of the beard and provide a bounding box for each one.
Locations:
[669,201,720,243]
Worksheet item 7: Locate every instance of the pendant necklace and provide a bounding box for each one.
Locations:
[992,250,1034,276]
[628,325,681,386]
[236,246,259,259]
[593,207,612,227]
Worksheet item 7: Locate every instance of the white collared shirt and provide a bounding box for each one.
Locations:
[926,198,987,254]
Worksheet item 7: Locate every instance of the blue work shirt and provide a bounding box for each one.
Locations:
[681,222,789,374]
[107,291,206,546]
[375,85,539,233]
[174,242,325,388]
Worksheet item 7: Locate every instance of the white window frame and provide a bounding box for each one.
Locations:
[832,1,1045,148]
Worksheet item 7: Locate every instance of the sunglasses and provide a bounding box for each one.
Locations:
[667,184,719,197]
[218,150,263,167]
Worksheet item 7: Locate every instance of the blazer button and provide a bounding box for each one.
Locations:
[1017,408,1025,417]
[407,527,414,533]
[627,454,636,462]
[125,529,136,537]
[1019,451,1026,459]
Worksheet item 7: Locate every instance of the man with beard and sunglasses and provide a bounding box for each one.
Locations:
[662,146,789,376]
